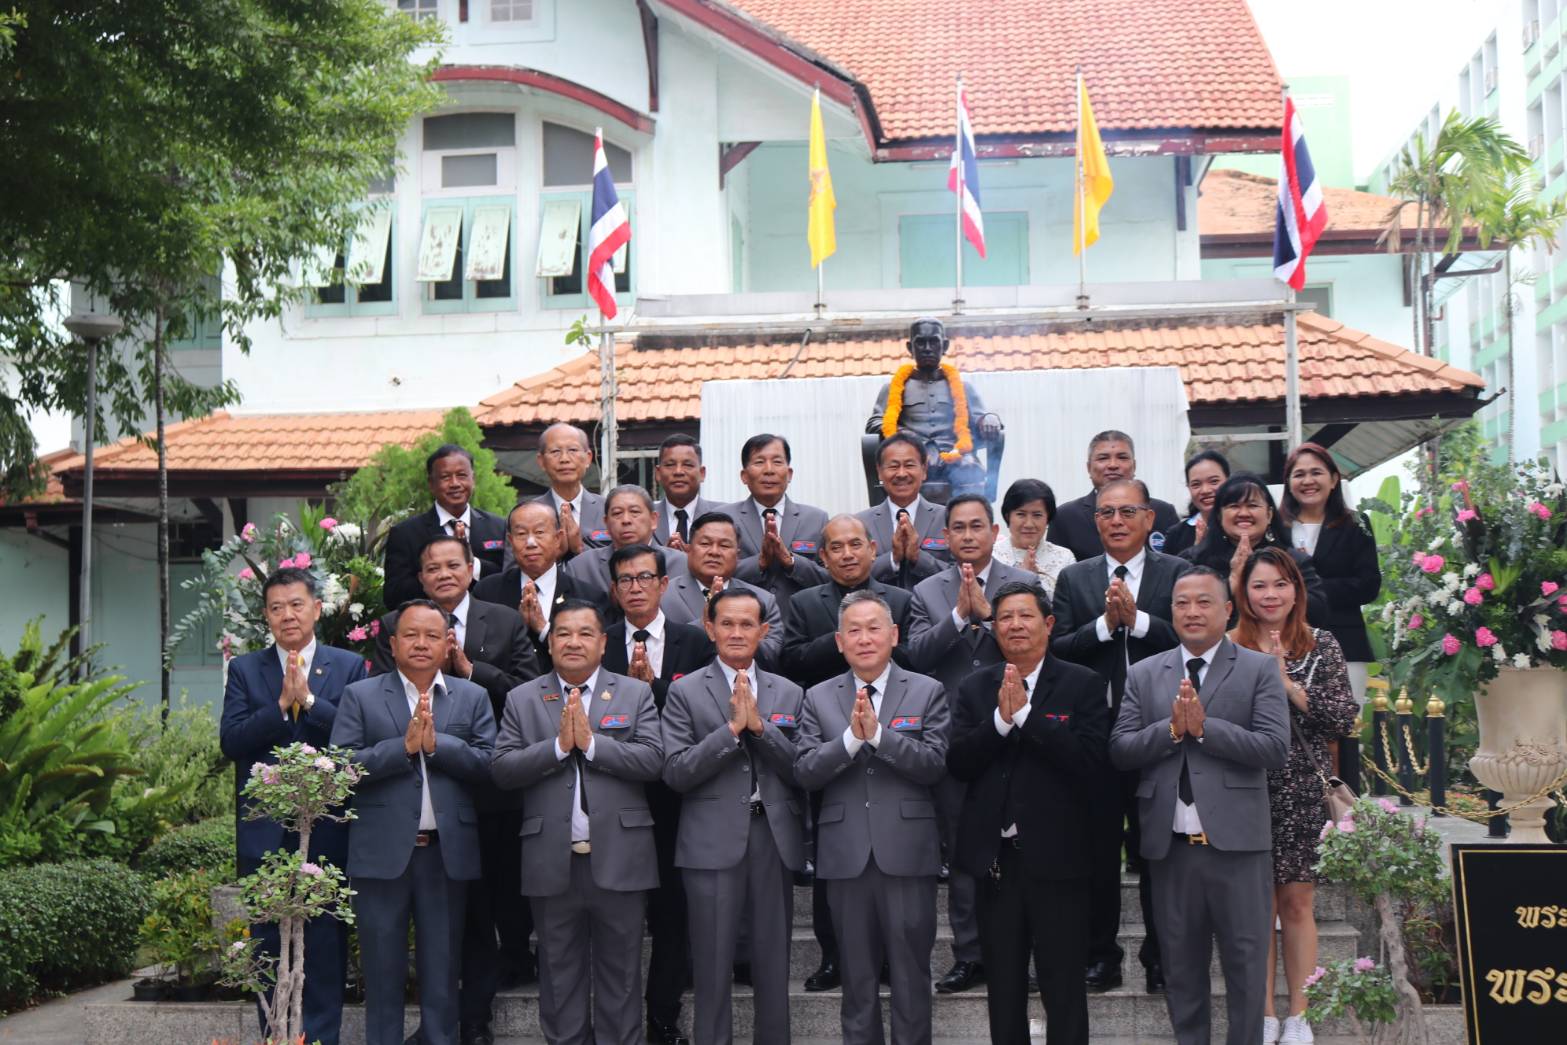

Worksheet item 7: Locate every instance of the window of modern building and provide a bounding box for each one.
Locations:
[897,212,1029,288]
[490,0,533,21]
[397,0,440,20]
[168,274,224,351]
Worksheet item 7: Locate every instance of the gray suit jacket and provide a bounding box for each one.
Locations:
[532,489,610,547]
[855,501,952,589]
[1109,639,1289,860]
[330,673,497,881]
[661,574,783,665]
[653,496,721,545]
[720,496,829,562]
[563,542,690,602]
[490,671,664,895]
[794,665,949,879]
[903,559,1040,691]
[661,663,806,871]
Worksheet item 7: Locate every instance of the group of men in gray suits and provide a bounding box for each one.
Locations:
[236,424,1291,1045]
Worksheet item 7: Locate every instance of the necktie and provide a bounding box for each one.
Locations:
[1003,677,1028,832]
[569,686,589,816]
[452,519,467,542]
[1110,563,1131,708]
[674,508,689,544]
[736,674,758,794]
[1180,658,1203,805]
[864,682,878,720]
[632,628,651,643]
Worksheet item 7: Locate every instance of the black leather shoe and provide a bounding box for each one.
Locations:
[1145,964,1166,994]
[1084,960,1123,992]
[938,862,951,882]
[732,961,752,986]
[804,960,840,991]
[935,960,985,993]
[646,1017,689,1045]
[460,1022,495,1045]
[794,859,816,886]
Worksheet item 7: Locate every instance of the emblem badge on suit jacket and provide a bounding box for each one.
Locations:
[1149,530,1166,551]
[589,529,609,541]
[542,692,560,702]
[482,539,505,550]
[889,716,922,730]
[769,713,797,726]
[790,540,818,554]
[600,714,630,728]
[921,537,949,550]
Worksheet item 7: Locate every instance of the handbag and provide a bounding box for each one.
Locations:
[1287,648,1359,824]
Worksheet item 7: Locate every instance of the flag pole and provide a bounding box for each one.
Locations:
[815,262,825,317]
[953,73,966,314]
[599,318,618,492]
[1076,66,1089,310]
[1281,84,1302,447]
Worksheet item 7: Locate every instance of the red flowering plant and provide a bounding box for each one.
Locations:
[166,503,386,665]
[1374,455,1567,709]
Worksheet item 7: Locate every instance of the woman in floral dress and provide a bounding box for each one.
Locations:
[1231,546,1358,1045]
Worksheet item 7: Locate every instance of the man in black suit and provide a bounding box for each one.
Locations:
[948,582,1108,1045]
[384,444,508,609]
[472,500,604,673]
[599,543,715,1045]
[779,513,914,991]
[1046,431,1180,562]
[1050,478,1187,994]
[370,534,541,1044]
[652,434,720,548]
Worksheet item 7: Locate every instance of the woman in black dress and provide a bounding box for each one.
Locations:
[1230,547,1357,1045]
[1279,442,1381,708]
[1180,472,1329,625]
[1160,450,1229,558]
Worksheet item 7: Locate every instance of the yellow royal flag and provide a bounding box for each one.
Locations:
[1073,77,1114,255]
[807,87,837,268]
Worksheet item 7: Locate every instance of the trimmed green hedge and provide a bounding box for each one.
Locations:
[138,817,235,880]
[0,859,151,1012]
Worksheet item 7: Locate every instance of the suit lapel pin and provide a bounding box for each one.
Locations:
[313,667,323,676]
[542,691,560,703]
[600,687,612,701]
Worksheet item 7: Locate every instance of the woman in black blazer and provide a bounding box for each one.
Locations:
[1160,450,1230,558]
[1280,443,1382,707]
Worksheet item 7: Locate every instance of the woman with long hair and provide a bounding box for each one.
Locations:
[1279,443,1381,708]
[1160,450,1230,558]
[991,478,1076,599]
[1180,472,1328,625]
[1231,547,1357,1045]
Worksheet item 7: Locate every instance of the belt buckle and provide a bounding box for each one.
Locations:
[414,831,433,848]
[570,840,592,855]
[1188,831,1208,846]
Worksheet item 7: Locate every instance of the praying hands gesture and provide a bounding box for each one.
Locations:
[1228,531,1253,596]
[405,691,436,756]
[519,580,547,636]
[628,641,656,684]
[1268,630,1309,712]
[446,628,473,680]
[560,502,583,555]
[1102,578,1137,632]
[955,562,991,624]
[279,652,310,718]
[1170,677,1204,740]
[729,671,764,737]
[850,686,879,743]
[559,687,593,755]
[997,663,1027,721]
[892,509,921,566]
[758,512,795,570]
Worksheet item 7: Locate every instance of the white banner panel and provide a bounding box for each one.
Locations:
[466,204,511,282]
[536,199,581,277]
[416,205,463,282]
[346,206,393,286]
[698,367,1191,517]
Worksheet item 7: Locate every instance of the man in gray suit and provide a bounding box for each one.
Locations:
[533,422,609,554]
[903,493,1040,994]
[563,485,689,602]
[796,590,949,1045]
[330,601,498,1045]
[856,434,952,589]
[490,599,665,1045]
[662,588,806,1045]
[1110,567,1289,1045]
[652,434,719,547]
[719,434,829,609]
[662,511,784,667]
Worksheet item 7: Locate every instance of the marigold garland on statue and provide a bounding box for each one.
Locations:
[881,361,974,462]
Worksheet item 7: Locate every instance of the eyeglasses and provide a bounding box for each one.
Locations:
[613,572,661,590]
[541,446,587,460]
[1094,506,1148,520]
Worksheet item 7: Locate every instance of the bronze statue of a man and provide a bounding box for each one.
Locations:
[866,318,1000,498]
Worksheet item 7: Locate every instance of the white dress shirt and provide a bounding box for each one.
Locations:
[624,611,667,677]
[553,670,600,843]
[842,662,894,756]
[718,659,763,800]
[550,488,584,521]
[448,593,470,649]
[1291,520,1323,556]
[751,494,790,530]
[992,656,1046,837]
[435,502,482,579]
[1094,548,1153,642]
[949,562,992,630]
[1172,642,1219,835]
[274,639,317,720]
[397,669,444,831]
[664,498,699,540]
[524,564,559,639]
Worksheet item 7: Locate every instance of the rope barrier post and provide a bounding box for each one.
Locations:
[1425,695,1446,818]
[1394,689,1416,807]
[1485,790,1509,838]
[1369,688,1390,797]
[1340,713,1362,796]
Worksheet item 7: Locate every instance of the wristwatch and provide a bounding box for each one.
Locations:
[302,692,316,714]
[1169,722,1180,743]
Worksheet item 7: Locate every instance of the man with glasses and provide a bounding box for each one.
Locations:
[600,543,716,1045]
[385,444,508,609]
[532,423,609,556]
[652,435,720,548]
[902,493,1041,996]
[1050,478,1188,995]
[1046,431,1179,562]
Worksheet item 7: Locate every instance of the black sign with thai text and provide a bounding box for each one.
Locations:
[1451,844,1567,1045]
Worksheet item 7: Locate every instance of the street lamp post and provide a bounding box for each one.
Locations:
[63,302,123,659]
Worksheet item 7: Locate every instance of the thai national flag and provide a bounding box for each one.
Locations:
[1273,97,1328,290]
[587,129,631,319]
[946,82,986,258]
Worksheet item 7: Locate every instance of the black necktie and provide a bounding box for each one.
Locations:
[632,628,651,644]
[674,508,689,543]
[863,682,878,728]
[737,674,758,794]
[1003,678,1028,832]
[1180,657,1203,805]
[1110,563,1131,707]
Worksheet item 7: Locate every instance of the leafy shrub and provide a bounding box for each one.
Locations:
[0,858,152,1012]
[124,696,232,828]
[140,817,236,880]
[140,870,221,983]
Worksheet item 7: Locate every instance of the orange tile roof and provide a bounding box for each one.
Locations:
[1201,167,1466,240]
[48,409,446,476]
[474,312,1483,428]
[726,0,1282,141]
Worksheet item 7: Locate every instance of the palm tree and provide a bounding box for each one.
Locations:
[1475,175,1567,461]
[1381,111,1530,356]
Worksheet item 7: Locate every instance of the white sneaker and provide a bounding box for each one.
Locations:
[1261,1015,1281,1044]
[1279,1015,1315,1044]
